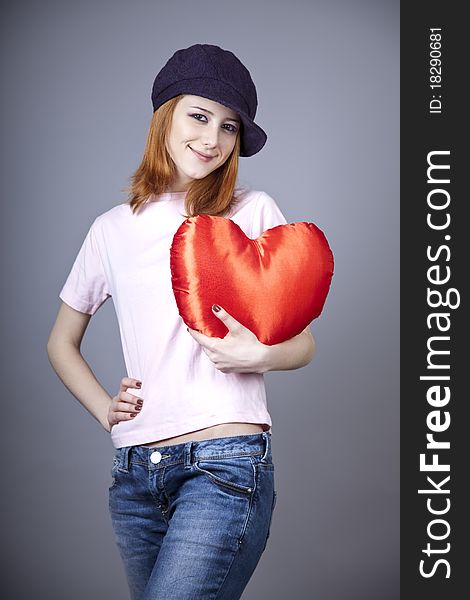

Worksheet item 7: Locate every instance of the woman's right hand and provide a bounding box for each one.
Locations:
[107,377,144,432]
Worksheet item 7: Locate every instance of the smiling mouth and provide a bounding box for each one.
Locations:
[189,146,216,161]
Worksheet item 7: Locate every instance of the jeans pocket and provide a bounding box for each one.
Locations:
[193,455,256,495]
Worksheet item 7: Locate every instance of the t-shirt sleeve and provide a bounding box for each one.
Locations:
[250,190,288,238]
[58,218,112,315]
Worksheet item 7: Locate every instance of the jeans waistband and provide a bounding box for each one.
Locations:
[114,431,272,471]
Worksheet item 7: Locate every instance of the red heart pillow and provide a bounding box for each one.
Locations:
[170,215,334,345]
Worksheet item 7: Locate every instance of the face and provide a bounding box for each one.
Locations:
[165,94,241,191]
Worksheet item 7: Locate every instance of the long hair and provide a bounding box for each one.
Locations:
[125,95,242,217]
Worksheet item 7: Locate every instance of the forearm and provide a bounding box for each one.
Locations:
[47,341,112,432]
[257,329,316,374]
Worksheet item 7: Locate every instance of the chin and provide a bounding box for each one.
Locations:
[185,165,215,179]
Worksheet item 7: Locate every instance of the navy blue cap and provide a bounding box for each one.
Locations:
[151,43,267,157]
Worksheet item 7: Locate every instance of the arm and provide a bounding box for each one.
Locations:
[46,302,113,431]
[257,325,316,374]
[188,305,316,374]
[48,303,144,431]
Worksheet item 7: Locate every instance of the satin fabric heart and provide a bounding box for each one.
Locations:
[170,215,334,345]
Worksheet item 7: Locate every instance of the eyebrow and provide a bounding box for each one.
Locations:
[189,105,241,124]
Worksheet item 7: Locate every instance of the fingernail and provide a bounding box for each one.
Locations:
[135,405,141,411]
[212,304,221,312]
[186,327,189,332]
[130,413,136,418]
[136,381,142,388]
[137,399,143,405]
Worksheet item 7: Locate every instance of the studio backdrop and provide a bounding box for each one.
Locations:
[1,1,399,599]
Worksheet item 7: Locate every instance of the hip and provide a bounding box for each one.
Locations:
[139,422,267,447]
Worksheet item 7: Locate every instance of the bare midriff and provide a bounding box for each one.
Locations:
[139,422,266,447]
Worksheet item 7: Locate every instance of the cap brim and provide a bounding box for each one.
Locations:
[236,113,267,157]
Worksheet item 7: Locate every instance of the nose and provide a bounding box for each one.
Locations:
[201,124,220,148]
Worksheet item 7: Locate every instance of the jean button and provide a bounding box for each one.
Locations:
[150,451,162,464]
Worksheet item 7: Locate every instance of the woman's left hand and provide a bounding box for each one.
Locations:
[187,304,267,374]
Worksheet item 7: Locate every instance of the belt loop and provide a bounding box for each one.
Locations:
[120,446,131,472]
[260,431,270,463]
[184,441,194,468]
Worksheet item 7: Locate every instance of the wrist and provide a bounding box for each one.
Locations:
[100,415,112,433]
[255,342,272,374]
[98,400,113,433]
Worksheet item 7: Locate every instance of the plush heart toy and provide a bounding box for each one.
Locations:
[170,215,334,345]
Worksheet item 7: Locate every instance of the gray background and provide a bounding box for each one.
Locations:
[1,0,399,598]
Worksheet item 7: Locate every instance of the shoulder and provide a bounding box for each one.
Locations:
[229,188,287,238]
[93,202,129,225]
[90,202,130,233]
[75,203,129,251]
[230,188,281,215]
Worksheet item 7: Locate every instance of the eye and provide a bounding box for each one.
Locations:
[190,113,207,122]
[223,123,238,134]
[190,113,238,134]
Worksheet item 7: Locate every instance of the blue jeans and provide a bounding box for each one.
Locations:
[108,431,277,600]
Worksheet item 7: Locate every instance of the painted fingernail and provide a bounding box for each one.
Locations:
[136,381,142,388]
[135,405,141,411]
[130,413,136,418]
[137,399,143,405]
[212,304,221,312]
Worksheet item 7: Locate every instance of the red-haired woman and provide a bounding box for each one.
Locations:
[47,44,315,600]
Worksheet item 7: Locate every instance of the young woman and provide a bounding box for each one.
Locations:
[47,43,315,600]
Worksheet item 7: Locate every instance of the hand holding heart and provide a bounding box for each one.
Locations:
[187,304,266,374]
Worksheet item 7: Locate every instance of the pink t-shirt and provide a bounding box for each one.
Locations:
[59,187,288,448]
